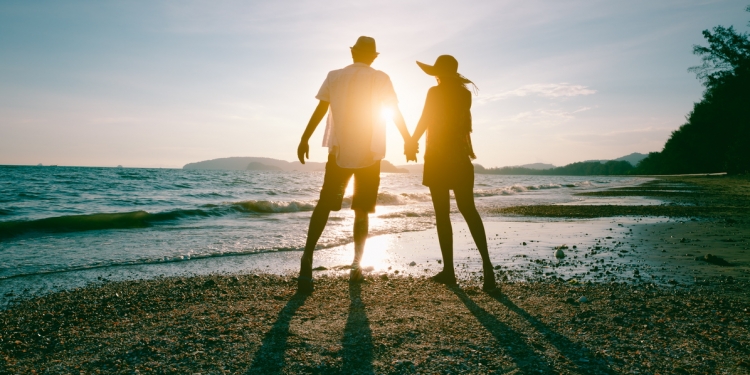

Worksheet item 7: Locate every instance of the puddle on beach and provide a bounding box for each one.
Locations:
[309,217,749,287]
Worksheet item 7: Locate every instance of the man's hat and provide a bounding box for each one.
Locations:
[351,36,379,56]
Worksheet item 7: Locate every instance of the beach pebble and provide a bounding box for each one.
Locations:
[578,296,589,303]
[203,279,216,288]
[555,249,566,258]
[409,261,417,266]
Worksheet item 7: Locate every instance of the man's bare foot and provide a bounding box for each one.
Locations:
[297,276,314,295]
[349,267,364,283]
[430,270,457,286]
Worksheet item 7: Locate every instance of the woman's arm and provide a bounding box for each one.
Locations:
[411,88,436,143]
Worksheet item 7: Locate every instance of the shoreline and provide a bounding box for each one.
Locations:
[3,176,749,305]
[2,175,749,372]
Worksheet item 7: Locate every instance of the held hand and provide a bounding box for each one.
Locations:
[404,140,419,163]
[297,141,309,164]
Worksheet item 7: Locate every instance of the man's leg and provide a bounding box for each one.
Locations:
[352,209,369,268]
[299,204,332,279]
[349,160,380,282]
[299,153,350,292]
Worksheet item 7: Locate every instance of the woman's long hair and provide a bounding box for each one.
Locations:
[438,73,479,96]
[438,74,478,159]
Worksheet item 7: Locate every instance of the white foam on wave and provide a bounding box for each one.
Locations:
[341,191,433,207]
[474,183,573,197]
[230,200,316,213]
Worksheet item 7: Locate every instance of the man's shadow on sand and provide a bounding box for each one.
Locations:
[451,287,615,374]
[341,282,375,374]
[246,292,308,375]
[246,283,374,375]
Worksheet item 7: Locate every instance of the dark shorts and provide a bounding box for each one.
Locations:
[317,153,380,213]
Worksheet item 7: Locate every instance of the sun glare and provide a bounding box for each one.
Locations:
[381,107,394,121]
[344,179,354,197]
[360,235,393,271]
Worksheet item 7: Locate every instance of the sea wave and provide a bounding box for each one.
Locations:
[0,199,317,239]
[226,200,315,213]
[377,211,432,219]
[473,181,593,197]
[341,191,434,207]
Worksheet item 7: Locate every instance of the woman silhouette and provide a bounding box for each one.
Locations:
[410,55,496,291]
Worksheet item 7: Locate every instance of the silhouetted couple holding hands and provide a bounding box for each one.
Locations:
[296,36,496,294]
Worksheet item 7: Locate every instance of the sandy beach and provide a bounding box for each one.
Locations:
[2,175,750,374]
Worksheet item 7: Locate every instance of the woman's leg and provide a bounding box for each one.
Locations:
[455,186,496,289]
[429,186,454,276]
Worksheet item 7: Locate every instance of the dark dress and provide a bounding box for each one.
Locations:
[419,83,475,190]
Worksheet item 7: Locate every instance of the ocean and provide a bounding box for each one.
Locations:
[0,165,648,288]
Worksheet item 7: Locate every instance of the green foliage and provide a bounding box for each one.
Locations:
[688,25,750,88]
[478,161,634,176]
[637,8,750,175]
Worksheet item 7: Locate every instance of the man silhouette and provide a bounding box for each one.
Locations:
[296,36,415,294]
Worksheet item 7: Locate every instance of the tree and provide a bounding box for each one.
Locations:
[637,7,750,175]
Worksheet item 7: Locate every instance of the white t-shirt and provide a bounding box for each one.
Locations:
[316,63,398,169]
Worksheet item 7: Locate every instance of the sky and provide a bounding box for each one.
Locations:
[1,0,749,168]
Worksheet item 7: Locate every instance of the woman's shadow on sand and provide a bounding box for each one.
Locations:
[451,286,616,374]
[245,283,374,375]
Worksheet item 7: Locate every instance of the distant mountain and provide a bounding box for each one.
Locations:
[183,157,325,172]
[516,163,555,170]
[246,162,282,171]
[398,162,553,174]
[613,153,648,166]
[584,153,648,167]
[183,157,407,173]
[396,164,424,174]
[380,160,408,173]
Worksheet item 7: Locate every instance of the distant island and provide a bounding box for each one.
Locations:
[183,157,408,173]
[184,153,647,176]
[472,152,647,176]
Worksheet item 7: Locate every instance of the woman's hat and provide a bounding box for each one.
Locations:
[417,55,475,88]
[351,36,379,56]
[416,55,459,77]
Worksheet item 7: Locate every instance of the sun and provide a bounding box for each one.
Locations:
[381,107,394,121]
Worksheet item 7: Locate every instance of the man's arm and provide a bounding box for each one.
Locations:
[297,100,330,164]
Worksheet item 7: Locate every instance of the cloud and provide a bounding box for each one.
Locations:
[479,83,597,103]
[492,106,594,129]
